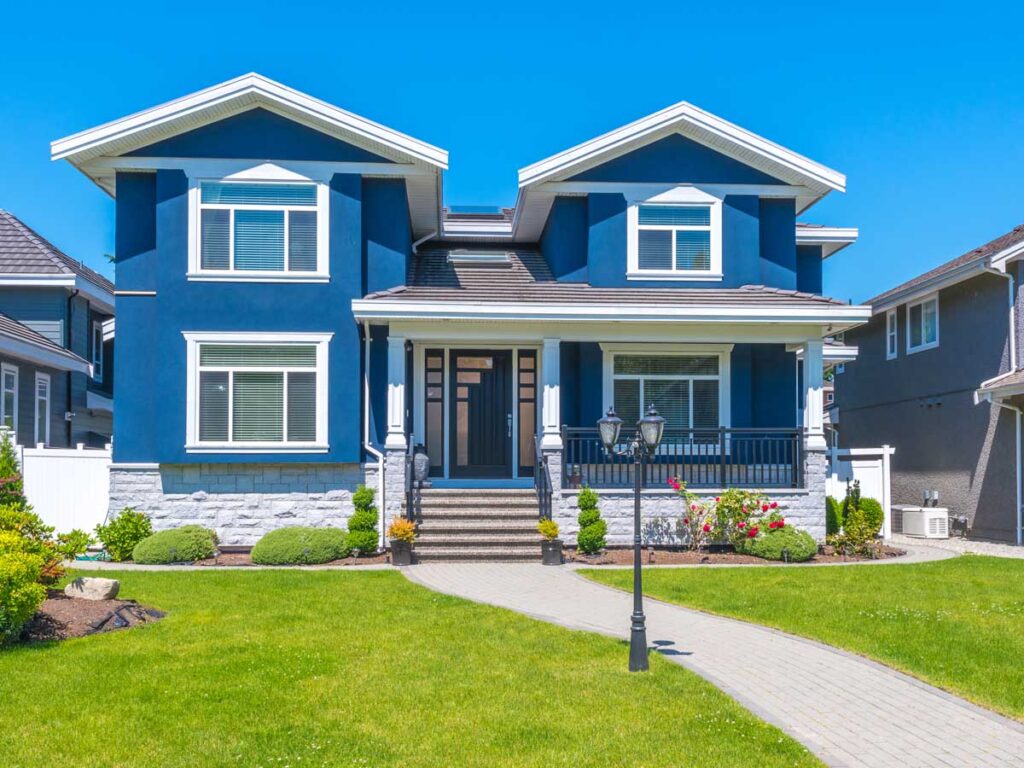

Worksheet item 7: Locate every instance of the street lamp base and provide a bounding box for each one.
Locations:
[629,618,649,672]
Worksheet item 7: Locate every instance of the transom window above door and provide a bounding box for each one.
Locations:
[627,188,723,280]
[191,180,328,280]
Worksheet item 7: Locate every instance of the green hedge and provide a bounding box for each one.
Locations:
[740,526,817,562]
[0,544,46,644]
[133,526,218,565]
[251,527,349,565]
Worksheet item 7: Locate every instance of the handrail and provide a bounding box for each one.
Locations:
[404,436,417,521]
[534,435,553,520]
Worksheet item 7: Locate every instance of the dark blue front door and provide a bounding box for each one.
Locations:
[450,350,512,478]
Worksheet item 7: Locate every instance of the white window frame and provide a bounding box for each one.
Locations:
[183,331,333,453]
[886,309,898,360]
[906,293,940,354]
[600,343,732,429]
[34,372,50,447]
[626,186,723,281]
[92,320,104,380]
[186,163,330,283]
[1,363,18,436]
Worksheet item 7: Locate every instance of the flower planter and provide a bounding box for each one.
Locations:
[390,539,414,566]
[541,539,563,566]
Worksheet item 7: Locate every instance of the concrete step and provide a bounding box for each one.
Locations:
[417,520,539,534]
[414,546,542,562]
[416,508,539,520]
[416,497,539,510]
[419,488,537,496]
[416,533,541,547]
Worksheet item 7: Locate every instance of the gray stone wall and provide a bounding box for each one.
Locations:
[549,446,827,546]
[109,462,372,546]
[382,448,407,531]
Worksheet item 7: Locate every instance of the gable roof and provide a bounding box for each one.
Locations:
[0,310,91,375]
[0,211,114,310]
[868,223,1024,312]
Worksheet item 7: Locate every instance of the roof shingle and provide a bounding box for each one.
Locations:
[0,211,114,293]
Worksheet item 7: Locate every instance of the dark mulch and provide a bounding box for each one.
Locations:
[20,590,165,643]
[195,552,389,567]
[566,544,907,566]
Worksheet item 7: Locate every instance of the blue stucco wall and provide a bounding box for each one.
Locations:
[540,197,588,281]
[796,245,823,294]
[569,134,785,185]
[758,199,797,289]
[363,178,411,294]
[126,108,391,163]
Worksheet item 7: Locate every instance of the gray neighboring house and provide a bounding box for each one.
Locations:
[838,224,1024,543]
[0,210,114,447]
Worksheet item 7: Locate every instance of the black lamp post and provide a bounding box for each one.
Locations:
[597,403,665,672]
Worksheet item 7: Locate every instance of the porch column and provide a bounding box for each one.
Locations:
[802,339,826,451]
[541,338,562,449]
[385,335,407,450]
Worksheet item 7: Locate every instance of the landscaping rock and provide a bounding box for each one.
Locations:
[64,577,121,601]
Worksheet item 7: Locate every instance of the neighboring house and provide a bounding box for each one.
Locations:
[0,211,114,447]
[838,224,1024,544]
[52,73,870,550]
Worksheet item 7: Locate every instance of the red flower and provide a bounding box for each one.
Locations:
[747,526,759,538]
[770,501,778,509]
[738,521,746,529]
[666,478,674,486]
[690,503,698,511]
[702,524,711,532]
[762,504,769,512]
[683,518,689,525]
[715,497,720,502]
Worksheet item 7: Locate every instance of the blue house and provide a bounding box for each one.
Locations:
[0,211,114,448]
[52,74,869,553]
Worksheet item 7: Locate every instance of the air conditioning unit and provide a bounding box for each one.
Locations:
[902,507,949,539]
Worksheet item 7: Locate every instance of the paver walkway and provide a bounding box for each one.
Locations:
[406,563,1024,768]
[892,534,1024,559]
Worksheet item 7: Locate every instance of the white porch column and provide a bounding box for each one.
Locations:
[541,338,562,449]
[385,335,407,450]
[802,339,826,451]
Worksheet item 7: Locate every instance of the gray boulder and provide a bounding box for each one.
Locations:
[64,577,120,601]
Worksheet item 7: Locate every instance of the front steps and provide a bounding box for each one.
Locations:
[410,488,543,562]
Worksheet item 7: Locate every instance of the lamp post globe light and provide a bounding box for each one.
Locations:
[597,403,665,672]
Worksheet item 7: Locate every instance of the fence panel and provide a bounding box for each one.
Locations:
[20,444,111,533]
[826,445,894,539]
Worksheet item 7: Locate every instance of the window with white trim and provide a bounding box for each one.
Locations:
[886,309,898,360]
[1,363,18,434]
[196,181,324,276]
[92,321,104,381]
[627,188,723,280]
[34,372,50,446]
[187,335,330,450]
[611,354,721,432]
[907,295,939,353]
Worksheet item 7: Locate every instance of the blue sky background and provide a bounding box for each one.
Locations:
[1,1,1022,303]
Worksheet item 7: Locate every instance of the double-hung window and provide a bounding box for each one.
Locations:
[886,309,898,360]
[627,188,723,280]
[906,294,939,353]
[34,373,50,446]
[1,363,18,434]
[194,180,325,278]
[92,321,104,381]
[611,354,723,434]
[185,333,331,451]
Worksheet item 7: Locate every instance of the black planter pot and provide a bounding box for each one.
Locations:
[390,539,414,566]
[541,539,563,566]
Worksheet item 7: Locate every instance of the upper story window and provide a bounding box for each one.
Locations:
[626,188,722,281]
[189,177,329,281]
[906,294,939,354]
[92,320,104,381]
[886,309,898,360]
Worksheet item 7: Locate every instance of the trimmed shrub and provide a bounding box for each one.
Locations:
[575,485,606,554]
[251,527,349,565]
[537,519,559,541]
[346,484,379,556]
[0,431,27,509]
[0,505,87,584]
[576,486,599,511]
[95,508,152,562]
[742,525,817,562]
[826,495,842,536]
[577,508,601,529]
[0,550,46,644]
[133,526,218,565]
[859,497,884,536]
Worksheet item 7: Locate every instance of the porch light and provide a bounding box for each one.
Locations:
[597,407,623,452]
[638,404,665,453]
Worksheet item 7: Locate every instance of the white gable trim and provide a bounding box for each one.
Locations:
[795,226,859,259]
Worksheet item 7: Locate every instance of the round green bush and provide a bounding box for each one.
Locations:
[576,519,607,555]
[132,526,218,564]
[347,510,378,533]
[345,529,379,555]
[578,508,601,529]
[858,498,884,536]
[743,526,817,562]
[250,527,349,565]
[825,495,842,536]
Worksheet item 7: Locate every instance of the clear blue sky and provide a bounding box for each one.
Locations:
[2,1,1022,303]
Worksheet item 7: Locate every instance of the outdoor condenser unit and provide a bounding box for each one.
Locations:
[901,507,949,539]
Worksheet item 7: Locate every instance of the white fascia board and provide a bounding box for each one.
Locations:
[788,343,859,363]
[51,72,448,169]
[795,226,859,258]
[517,100,846,194]
[870,259,989,314]
[986,239,1024,272]
[0,275,115,313]
[0,333,92,375]
[441,220,514,236]
[83,156,433,179]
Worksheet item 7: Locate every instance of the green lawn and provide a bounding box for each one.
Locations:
[0,570,819,768]
[585,555,1024,720]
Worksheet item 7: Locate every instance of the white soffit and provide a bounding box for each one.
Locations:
[796,225,859,258]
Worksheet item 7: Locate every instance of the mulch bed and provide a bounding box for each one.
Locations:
[566,544,906,566]
[195,552,390,567]
[20,590,165,643]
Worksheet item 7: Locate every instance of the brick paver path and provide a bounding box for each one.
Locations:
[406,563,1024,768]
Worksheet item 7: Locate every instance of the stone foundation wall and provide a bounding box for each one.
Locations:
[109,462,372,547]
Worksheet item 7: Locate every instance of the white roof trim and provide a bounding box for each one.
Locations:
[0,331,92,376]
[870,259,990,315]
[0,275,114,314]
[789,343,860,363]
[517,101,845,193]
[52,73,448,170]
[796,226,859,259]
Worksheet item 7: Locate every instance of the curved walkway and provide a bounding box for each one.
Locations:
[405,562,1024,768]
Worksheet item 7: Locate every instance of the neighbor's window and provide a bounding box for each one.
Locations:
[198,181,321,274]
[636,205,713,273]
[886,309,897,360]
[34,373,50,446]
[192,341,326,448]
[907,295,939,353]
[612,354,721,432]
[92,321,104,381]
[1,363,18,433]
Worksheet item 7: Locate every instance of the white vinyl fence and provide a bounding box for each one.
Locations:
[19,443,112,534]
[826,445,895,539]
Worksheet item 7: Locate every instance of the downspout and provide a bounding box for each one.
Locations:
[411,230,437,255]
[362,321,386,549]
[991,398,1023,546]
[985,266,1016,371]
[64,289,80,447]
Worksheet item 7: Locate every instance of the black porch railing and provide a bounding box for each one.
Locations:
[534,436,553,520]
[561,427,803,490]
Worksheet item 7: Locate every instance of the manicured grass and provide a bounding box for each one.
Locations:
[585,555,1024,720]
[1,570,819,768]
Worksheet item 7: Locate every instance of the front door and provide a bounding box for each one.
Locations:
[450,350,513,478]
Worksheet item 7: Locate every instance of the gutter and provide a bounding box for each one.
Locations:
[411,230,437,255]
[362,322,386,549]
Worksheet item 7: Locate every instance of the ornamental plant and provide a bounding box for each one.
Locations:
[0,505,89,584]
[0,548,46,644]
[667,477,713,551]
[575,486,606,554]
[537,519,559,542]
[0,431,27,509]
[710,489,778,547]
[387,518,417,544]
[95,508,153,562]
[346,484,379,555]
[828,482,884,555]
[251,526,349,565]
[133,525,218,564]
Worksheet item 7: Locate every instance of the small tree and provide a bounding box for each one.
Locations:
[575,486,606,554]
[346,485,379,555]
[0,432,27,510]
